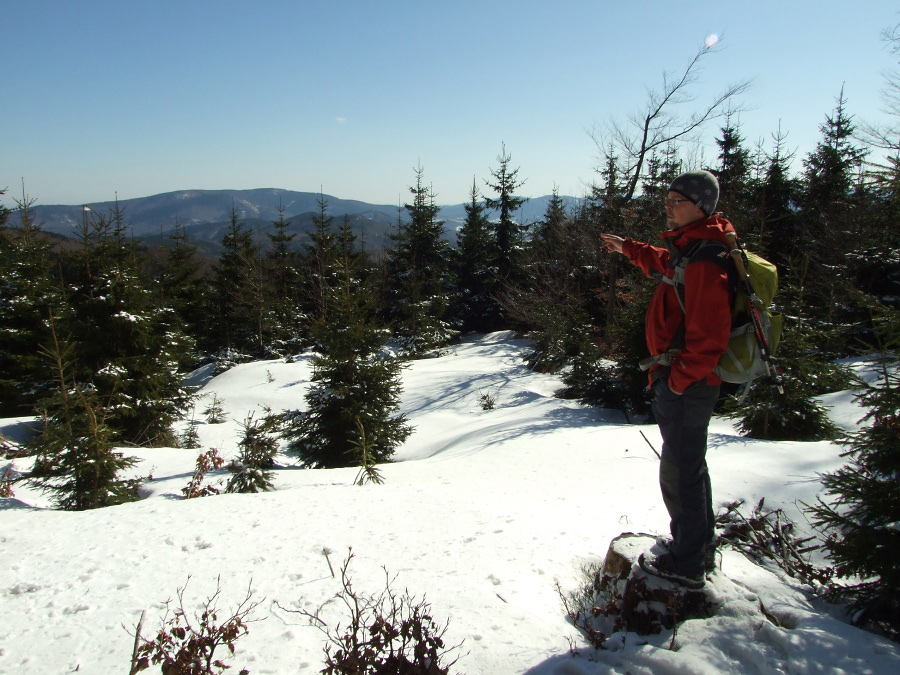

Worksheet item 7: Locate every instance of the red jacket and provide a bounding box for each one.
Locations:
[622,215,735,394]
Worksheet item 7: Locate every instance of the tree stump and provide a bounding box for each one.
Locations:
[596,532,715,635]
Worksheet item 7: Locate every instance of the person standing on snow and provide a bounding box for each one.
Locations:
[600,170,732,589]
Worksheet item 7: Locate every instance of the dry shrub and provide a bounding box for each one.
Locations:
[129,576,262,675]
[284,549,464,674]
[182,449,225,499]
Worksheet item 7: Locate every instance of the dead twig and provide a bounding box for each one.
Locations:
[128,610,146,675]
[639,430,661,460]
[716,500,834,588]
[322,547,335,578]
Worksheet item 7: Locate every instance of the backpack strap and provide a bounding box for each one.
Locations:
[652,239,734,313]
[642,240,735,370]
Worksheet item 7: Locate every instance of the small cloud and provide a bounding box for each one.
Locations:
[335,117,347,124]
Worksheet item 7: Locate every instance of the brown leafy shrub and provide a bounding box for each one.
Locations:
[182,449,225,499]
[0,461,20,498]
[129,576,262,675]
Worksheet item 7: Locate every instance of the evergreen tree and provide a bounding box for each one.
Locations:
[754,127,800,265]
[0,189,8,226]
[849,22,900,329]
[211,205,260,360]
[711,120,816,433]
[726,326,840,441]
[799,91,868,356]
[267,200,296,265]
[264,202,306,357]
[564,148,678,418]
[808,301,900,640]
[452,179,500,332]
[484,144,527,287]
[562,276,654,420]
[713,115,765,265]
[631,144,682,242]
[714,114,753,225]
[531,186,570,256]
[158,220,208,357]
[287,218,412,469]
[0,190,61,415]
[27,314,141,510]
[225,410,279,493]
[300,193,339,324]
[386,166,456,355]
[593,147,628,330]
[511,186,597,374]
[58,202,194,446]
[852,152,900,317]
[727,243,848,439]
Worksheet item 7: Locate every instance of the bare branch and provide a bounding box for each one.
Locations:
[592,41,751,200]
[856,22,900,153]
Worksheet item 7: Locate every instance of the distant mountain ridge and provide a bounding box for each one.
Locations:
[25,188,579,251]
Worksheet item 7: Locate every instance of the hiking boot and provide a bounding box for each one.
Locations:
[638,552,705,590]
[654,535,718,573]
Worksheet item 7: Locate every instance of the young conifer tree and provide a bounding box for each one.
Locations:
[808,302,900,639]
[28,314,140,510]
[59,203,194,446]
[799,92,868,357]
[211,205,259,360]
[300,193,339,325]
[386,166,456,355]
[0,189,62,415]
[714,115,754,228]
[726,245,846,440]
[726,322,840,441]
[562,151,674,418]
[288,218,412,469]
[452,179,500,332]
[159,220,209,354]
[593,147,628,330]
[484,144,527,288]
[264,201,306,358]
[512,187,596,375]
[753,127,799,267]
[531,186,570,259]
[225,410,278,493]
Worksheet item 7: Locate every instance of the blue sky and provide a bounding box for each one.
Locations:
[3,1,898,207]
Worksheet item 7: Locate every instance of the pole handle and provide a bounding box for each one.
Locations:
[725,232,750,282]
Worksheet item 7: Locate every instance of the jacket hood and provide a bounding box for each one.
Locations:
[659,213,736,250]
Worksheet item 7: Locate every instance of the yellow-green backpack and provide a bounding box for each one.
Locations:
[664,239,783,387]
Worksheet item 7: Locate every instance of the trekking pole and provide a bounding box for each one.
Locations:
[725,233,785,394]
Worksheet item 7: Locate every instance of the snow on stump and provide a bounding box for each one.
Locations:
[596,532,715,635]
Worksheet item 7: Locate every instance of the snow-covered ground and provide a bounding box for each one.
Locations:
[1,332,898,674]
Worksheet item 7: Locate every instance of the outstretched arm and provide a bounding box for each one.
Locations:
[602,234,669,277]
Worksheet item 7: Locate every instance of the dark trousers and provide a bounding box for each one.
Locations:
[652,375,720,576]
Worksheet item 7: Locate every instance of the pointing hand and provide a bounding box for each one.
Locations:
[600,233,625,254]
